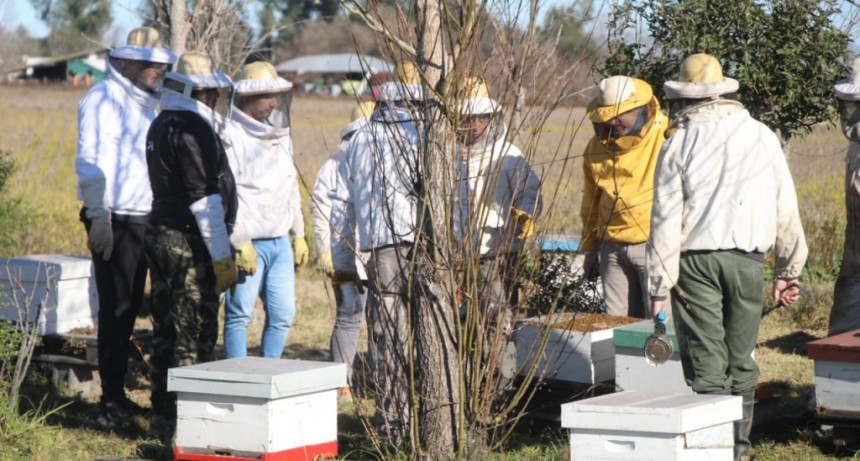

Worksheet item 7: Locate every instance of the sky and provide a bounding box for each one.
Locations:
[5,0,571,42]
[4,0,144,42]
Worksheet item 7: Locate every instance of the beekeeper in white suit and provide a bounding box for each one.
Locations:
[311,100,375,401]
[223,60,309,359]
[75,26,176,427]
[647,53,807,461]
[329,77,423,449]
[829,57,860,337]
[452,77,542,341]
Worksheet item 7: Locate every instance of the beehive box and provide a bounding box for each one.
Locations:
[169,357,346,460]
[614,319,692,394]
[515,313,639,384]
[561,391,741,461]
[807,329,860,418]
[0,255,99,335]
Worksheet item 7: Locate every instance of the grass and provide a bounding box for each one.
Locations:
[0,83,858,459]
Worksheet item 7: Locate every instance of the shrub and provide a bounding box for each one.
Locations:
[0,150,33,257]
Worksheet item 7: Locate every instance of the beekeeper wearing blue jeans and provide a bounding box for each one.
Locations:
[223,61,309,358]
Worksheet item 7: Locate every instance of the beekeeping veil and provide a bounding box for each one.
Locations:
[233,61,294,130]
[834,57,860,142]
[161,51,234,131]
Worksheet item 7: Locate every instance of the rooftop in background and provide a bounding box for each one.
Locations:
[275,53,393,76]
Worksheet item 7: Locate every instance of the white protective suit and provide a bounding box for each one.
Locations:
[311,131,368,278]
[829,72,860,335]
[647,101,808,298]
[227,108,304,246]
[76,62,158,216]
[455,126,542,257]
[329,106,420,271]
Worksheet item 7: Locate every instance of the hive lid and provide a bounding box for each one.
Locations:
[561,391,741,433]
[614,319,680,350]
[807,329,860,362]
[0,255,94,282]
[168,357,347,398]
[540,234,581,252]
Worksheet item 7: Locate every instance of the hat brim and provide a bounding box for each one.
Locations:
[587,79,653,123]
[835,79,860,101]
[663,77,739,100]
[166,71,232,89]
[378,82,424,102]
[234,76,293,95]
[456,97,500,115]
[110,45,177,64]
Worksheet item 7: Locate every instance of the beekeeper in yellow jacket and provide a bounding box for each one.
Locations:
[580,76,667,318]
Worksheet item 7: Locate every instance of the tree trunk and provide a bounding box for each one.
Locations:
[169,0,188,55]
[413,0,461,456]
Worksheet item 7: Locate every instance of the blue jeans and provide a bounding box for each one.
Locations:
[224,236,296,358]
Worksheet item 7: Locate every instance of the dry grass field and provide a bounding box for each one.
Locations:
[0,83,856,460]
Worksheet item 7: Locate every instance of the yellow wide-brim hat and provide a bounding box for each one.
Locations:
[110,27,177,64]
[339,101,376,140]
[663,53,739,100]
[234,61,293,95]
[165,51,232,90]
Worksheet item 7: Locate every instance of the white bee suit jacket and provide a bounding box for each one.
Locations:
[312,150,367,279]
[329,107,420,271]
[454,129,542,257]
[647,102,808,298]
[226,108,304,246]
[76,63,160,216]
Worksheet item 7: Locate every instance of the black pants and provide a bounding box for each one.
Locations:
[81,209,149,402]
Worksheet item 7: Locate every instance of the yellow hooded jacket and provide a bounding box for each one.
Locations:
[580,93,667,252]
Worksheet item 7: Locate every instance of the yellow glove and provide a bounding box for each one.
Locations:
[318,249,334,277]
[511,208,535,239]
[333,270,365,295]
[235,242,258,276]
[292,237,309,267]
[213,257,238,294]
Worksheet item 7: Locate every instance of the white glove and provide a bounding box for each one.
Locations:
[87,211,113,261]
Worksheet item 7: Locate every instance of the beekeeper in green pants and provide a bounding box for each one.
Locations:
[647,54,808,461]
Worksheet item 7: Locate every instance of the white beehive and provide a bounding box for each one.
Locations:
[515,313,638,385]
[0,255,98,335]
[561,391,741,461]
[169,357,346,460]
[614,319,692,394]
[808,329,860,417]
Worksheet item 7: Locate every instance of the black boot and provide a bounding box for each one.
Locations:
[733,389,755,461]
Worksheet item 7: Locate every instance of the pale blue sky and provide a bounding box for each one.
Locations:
[5,0,572,42]
[5,0,144,41]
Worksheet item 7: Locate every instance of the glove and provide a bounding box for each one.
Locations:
[213,257,238,294]
[292,237,310,267]
[87,213,113,261]
[235,242,258,276]
[582,252,600,281]
[318,249,334,277]
[333,270,365,295]
[510,208,535,239]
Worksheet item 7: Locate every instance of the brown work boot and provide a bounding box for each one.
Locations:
[338,386,353,402]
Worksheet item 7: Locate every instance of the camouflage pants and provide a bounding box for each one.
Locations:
[144,225,220,421]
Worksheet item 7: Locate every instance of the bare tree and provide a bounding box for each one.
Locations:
[146,0,251,71]
[340,0,597,457]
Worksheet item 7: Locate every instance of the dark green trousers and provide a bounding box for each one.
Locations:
[672,250,763,394]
